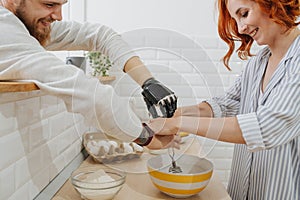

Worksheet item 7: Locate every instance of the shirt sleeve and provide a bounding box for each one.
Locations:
[243,71,300,151]
[205,72,242,118]
[45,21,137,72]
[0,7,142,142]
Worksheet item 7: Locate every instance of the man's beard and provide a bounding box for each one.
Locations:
[15,3,51,46]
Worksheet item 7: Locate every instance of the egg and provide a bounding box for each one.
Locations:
[108,140,118,148]
[131,142,144,152]
[122,142,134,153]
[97,140,110,153]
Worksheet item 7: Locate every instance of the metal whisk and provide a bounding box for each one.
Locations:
[168,147,182,173]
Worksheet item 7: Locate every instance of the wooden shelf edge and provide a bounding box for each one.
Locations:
[0,81,39,93]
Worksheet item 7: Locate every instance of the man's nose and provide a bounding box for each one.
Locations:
[51,7,63,21]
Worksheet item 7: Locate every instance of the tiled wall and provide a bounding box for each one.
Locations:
[0,91,88,200]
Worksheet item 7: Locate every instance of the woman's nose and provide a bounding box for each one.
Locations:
[237,21,248,34]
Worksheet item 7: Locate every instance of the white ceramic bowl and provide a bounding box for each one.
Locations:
[147,154,213,198]
[71,167,126,200]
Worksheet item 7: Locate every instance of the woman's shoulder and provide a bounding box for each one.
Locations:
[242,46,270,73]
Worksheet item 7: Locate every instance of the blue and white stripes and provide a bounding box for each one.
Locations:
[209,35,300,200]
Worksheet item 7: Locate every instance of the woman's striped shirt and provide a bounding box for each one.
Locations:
[206,35,300,200]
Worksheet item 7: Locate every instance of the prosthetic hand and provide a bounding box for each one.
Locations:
[142,78,177,118]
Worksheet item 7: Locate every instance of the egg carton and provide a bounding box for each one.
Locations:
[83,132,144,164]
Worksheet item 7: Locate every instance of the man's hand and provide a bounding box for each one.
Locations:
[146,134,181,150]
[142,78,177,118]
[145,117,181,150]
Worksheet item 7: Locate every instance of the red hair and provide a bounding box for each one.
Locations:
[217,0,300,70]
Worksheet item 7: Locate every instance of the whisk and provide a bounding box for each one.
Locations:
[168,147,182,173]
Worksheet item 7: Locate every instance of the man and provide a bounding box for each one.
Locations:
[0,0,179,149]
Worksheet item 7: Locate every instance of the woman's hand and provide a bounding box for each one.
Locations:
[145,117,181,150]
[147,117,180,136]
[146,134,181,150]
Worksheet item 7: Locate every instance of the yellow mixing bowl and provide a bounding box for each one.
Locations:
[147,154,213,198]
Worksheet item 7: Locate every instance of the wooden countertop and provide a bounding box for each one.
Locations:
[52,137,231,200]
[0,81,39,93]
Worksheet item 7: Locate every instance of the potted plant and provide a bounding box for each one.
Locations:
[85,51,116,83]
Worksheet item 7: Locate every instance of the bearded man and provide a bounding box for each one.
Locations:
[0,0,179,149]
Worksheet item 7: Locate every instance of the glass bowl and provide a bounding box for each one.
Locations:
[71,167,126,200]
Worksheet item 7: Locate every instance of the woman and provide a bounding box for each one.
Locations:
[148,0,300,199]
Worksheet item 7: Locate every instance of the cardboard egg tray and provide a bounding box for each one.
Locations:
[83,132,144,164]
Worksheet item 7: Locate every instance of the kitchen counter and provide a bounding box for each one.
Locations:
[52,136,231,200]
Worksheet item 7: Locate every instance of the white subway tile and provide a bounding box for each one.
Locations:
[49,155,65,181]
[217,61,244,74]
[29,120,50,153]
[206,49,227,62]
[8,182,30,200]
[57,99,67,112]
[218,40,228,50]
[205,147,234,159]
[191,61,219,74]
[157,48,181,60]
[0,131,26,170]
[28,179,40,200]
[177,98,200,107]
[28,167,50,200]
[144,61,171,73]
[181,49,210,61]
[191,86,211,99]
[15,97,41,129]
[62,142,80,165]
[63,112,78,130]
[171,85,194,98]
[49,112,68,139]
[181,74,206,85]
[135,49,157,60]
[214,170,227,183]
[0,102,17,137]
[26,147,45,177]
[15,157,31,190]
[0,90,42,104]
[40,95,59,119]
[169,61,195,73]
[169,35,196,48]
[155,73,183,85]
[0,165,15,200]
[210,159,233,170]
[115,84,141,97]
[194,37,219,49]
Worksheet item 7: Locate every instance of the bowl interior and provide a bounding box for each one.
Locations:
[71,168,126,189]
[147,154,213,175]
